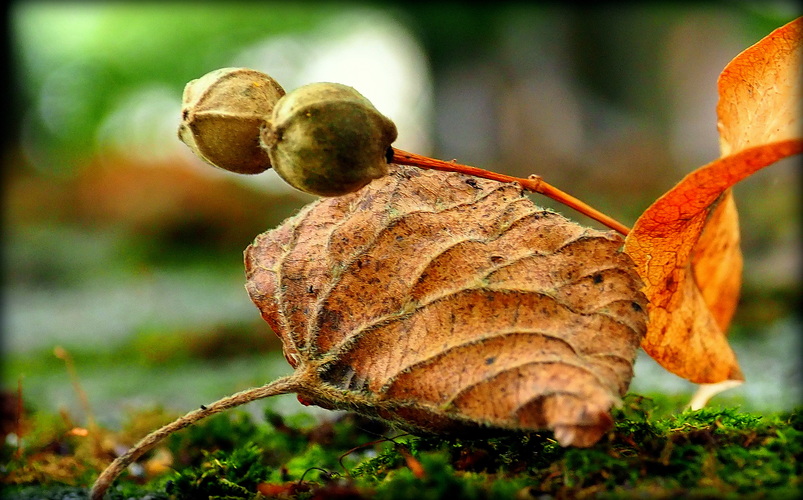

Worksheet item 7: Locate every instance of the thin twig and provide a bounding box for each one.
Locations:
[54,346,101,452]
[391,148,630,236]
[15,378,24,459]
[90,375,300,500]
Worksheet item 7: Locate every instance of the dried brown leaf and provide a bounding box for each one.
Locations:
[245,165,647,447]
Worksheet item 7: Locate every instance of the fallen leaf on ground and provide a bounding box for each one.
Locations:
[246,165,648,447]
[624,17,802,384]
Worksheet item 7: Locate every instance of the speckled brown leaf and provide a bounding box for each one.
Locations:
[245,165,647,447]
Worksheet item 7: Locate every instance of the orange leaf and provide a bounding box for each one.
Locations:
[625,141,801,383]
[623,17,802,385]
[717,18,802,155]
[689,192,741,333]
[693,18,802,339]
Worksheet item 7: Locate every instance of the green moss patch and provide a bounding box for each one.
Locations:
[2,395,800,499]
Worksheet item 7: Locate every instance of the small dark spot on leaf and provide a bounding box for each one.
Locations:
[485,357,496,365]
[665,274,677,292]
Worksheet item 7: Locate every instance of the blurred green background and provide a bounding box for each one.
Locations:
[2,2,800,429]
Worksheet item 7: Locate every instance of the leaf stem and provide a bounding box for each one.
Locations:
[90,375,300,500]
[391,148,631,236]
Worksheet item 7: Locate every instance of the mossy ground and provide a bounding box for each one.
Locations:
[1,393,800,499]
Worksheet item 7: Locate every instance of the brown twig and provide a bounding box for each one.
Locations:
[54,346,101,453]
[391,148,630,236]
[15,378,24,459]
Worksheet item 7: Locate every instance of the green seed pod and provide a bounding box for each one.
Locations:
[179,67,285,174]
[262,82,398,196]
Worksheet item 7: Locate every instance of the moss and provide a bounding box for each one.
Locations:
[166,444,272,498]
[2,394,800,499]
[370,451,487,500]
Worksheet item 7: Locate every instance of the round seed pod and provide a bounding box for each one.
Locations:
[179,67,285,174]
[262,82,398,196]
